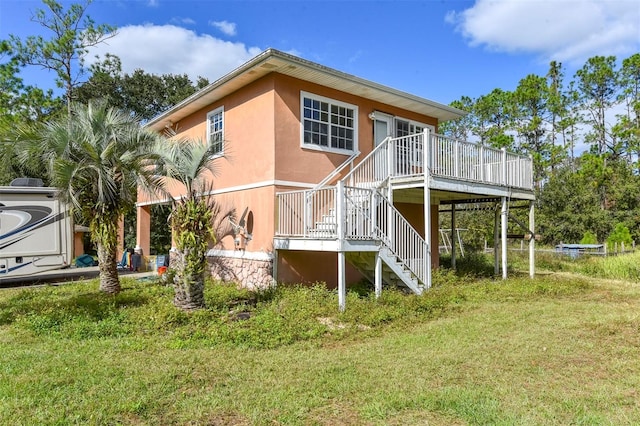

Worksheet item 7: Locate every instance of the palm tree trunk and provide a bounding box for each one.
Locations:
[172,247,206,310]
[97,242,120,294]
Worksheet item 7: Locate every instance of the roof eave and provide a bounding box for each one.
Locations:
[146,48,467,131]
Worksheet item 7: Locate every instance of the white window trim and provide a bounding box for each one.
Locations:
[300,91,358,155]
[394,116,435,136]
[206,106,224,158]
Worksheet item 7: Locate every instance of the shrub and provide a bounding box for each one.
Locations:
[606,223,633,251]
[580,231,598,244]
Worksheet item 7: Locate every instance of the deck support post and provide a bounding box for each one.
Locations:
[529,200,535,278]
[337,181,346,311]
[338,251,346,311]
[423,128,432,290]
[375,251,382,298]
[494,204,500,276]
[451,204,456,271]
[501,196,508,279]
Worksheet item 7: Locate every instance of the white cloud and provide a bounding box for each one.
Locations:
[85,24,262,83]
[147,0,159,7]
[446,0,640,63]
[171,17,196,25]
[210,20,237,37]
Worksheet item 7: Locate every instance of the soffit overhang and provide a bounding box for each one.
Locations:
[147,48,467,131]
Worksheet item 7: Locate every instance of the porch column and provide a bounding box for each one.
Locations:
[136,205,151,256]
[529,201,535,278]
[387,185,393,247]
[423,128,432,290]
[494,204,500,276]
[337,181,346,311]
[424,190,432,290]
[451,204,456,271]
[375,251,382,298]
[338,251,346,311]
[501,197,508,279]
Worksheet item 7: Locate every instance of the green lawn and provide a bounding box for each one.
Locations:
[1,255,639,425]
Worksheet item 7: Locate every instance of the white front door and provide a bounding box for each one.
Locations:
[373,112,393,147]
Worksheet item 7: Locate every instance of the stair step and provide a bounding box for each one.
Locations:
[314,222,337,231]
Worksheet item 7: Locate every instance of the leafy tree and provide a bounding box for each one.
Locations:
[514,74,551,188]
[154,138,234,310]
[545,61,569,172]
[546,61,564,151]
[580,231,597,244]
[559,82,581,169]
[537,163,609,244]
[473,88,516,149]
[9,0,115,114]
[75,54,210,121]
[575,56,619,157]
[615,53,640,170]
[440,96,474,140]
[0,40,62,185]
[15,101,161,293]
[607,223,633,251]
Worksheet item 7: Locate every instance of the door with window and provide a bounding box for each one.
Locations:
[394,118,434,175]
[372,112,393,180]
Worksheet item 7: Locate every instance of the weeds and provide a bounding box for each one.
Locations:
[1,268,639,424]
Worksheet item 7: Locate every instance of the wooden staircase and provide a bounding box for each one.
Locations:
[346,248,423,294]
[305,184,426,295]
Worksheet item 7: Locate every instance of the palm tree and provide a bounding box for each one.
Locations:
[16,101,161,294]
[154,137,234,310]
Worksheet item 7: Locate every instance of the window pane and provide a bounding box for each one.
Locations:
[302,94,355,151]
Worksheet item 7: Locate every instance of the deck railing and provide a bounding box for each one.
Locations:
[430,134,533,188]
[277,130,533,238]
[342,132,533,190]
[276,187,336,237]
[373,192,427,284]
[276,184,427,285]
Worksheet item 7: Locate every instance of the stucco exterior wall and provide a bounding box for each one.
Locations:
[277,250,363,289]
[137,70,443,289]
[272,74,438,185]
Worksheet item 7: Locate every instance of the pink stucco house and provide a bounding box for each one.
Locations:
[137,49,535,309]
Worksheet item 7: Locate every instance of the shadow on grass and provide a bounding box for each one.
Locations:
[0,281,152,327]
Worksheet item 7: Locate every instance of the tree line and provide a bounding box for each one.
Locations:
[2,0,639,249]
[0,0,209,185]
[440,54,640,247]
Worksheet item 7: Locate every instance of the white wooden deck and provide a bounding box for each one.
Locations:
[274,130,535,307]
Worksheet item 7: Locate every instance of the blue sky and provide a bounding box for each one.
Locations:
[1,0,639,106]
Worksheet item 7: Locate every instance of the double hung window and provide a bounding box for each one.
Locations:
[301,92,357,153]
[207,107,224,156]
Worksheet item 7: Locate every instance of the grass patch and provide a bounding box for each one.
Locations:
[509,248,640,281]
[0,272,639,424]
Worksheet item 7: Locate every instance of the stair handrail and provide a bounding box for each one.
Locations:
[372,191,428,287]
[341,184,428,287]
[341,137,391,187]
[312,150,361,190]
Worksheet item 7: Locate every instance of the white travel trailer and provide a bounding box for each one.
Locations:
[0,182,73,280]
